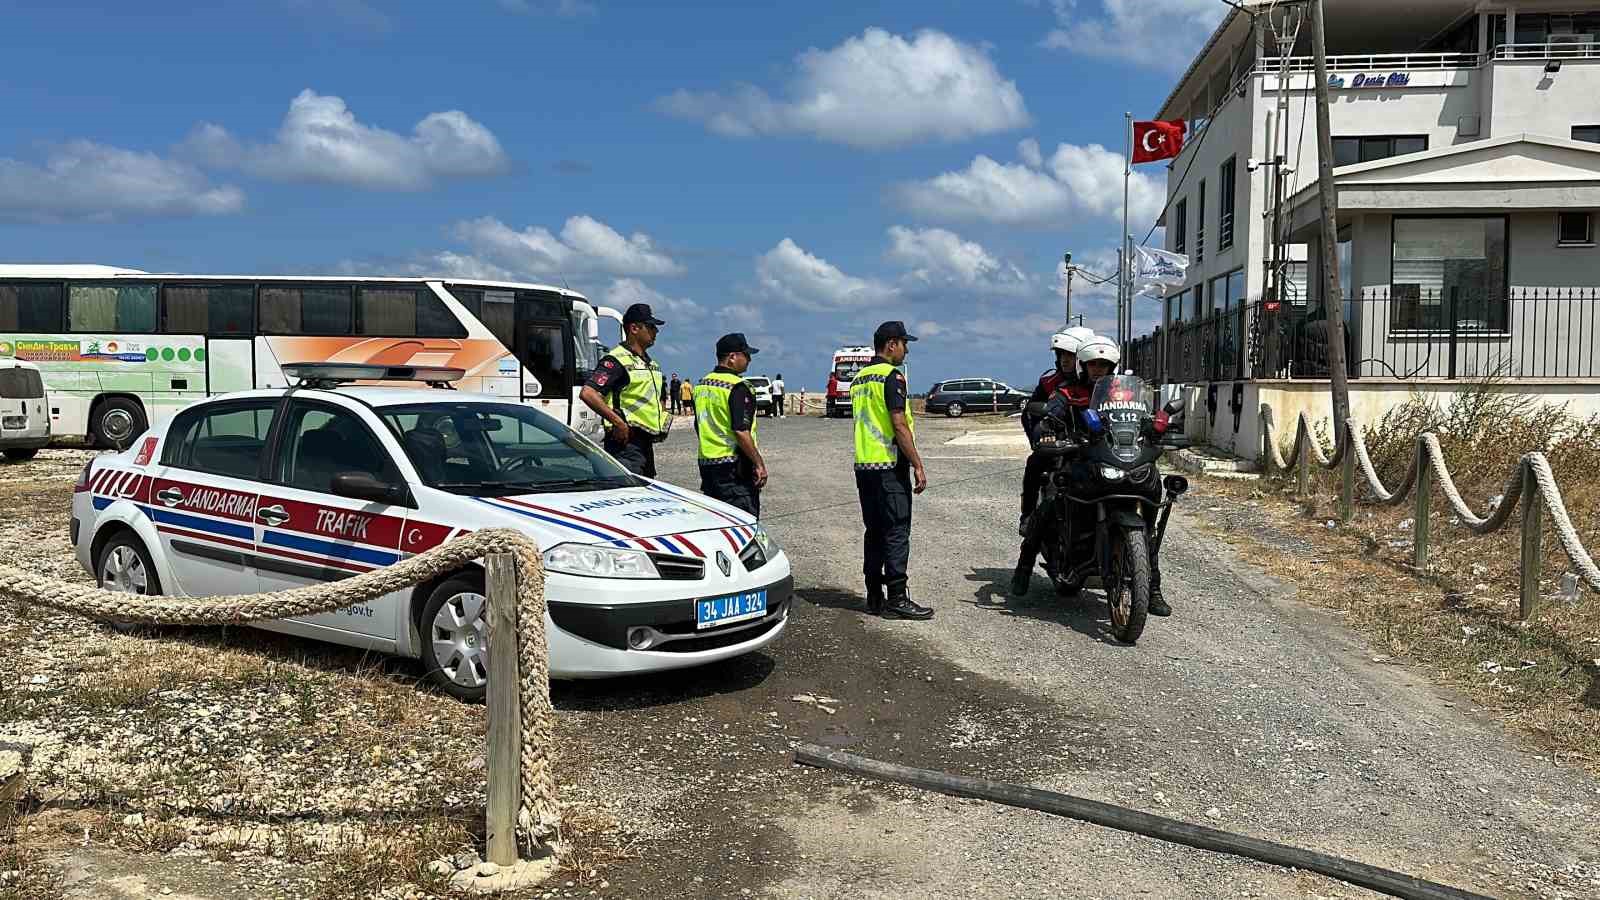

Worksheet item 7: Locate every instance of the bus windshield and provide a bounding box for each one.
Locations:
[834,360,866,380]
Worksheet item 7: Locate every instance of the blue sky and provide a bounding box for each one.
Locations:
[0,0,1226,391]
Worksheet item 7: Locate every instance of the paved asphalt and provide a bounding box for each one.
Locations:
[575,413,1599,900]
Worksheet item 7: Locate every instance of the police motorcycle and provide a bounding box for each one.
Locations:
[1024,374,1190,644]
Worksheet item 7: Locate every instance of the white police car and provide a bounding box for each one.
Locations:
[70,363,791,700]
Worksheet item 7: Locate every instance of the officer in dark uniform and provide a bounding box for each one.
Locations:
[851,321,932,620]
[693,333,768,517]
[579,303,668,477]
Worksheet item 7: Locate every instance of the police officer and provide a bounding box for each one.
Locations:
[579,302,668,477]
[852,321,932,620]
[694,333,768,517]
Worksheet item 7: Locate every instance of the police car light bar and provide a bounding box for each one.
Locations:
[283,362,466,388]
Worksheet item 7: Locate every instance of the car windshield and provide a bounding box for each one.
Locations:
[746,377,769,388]
[379,402,638,496]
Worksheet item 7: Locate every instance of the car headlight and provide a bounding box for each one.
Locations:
[542,543,660,579]
[752,524,779,557]
[1099,465,1126,482]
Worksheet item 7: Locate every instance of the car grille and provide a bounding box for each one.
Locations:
[650,553,705,580]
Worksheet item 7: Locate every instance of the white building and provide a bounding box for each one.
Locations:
[1142,0,1600,455]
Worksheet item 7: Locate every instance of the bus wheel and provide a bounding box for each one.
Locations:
[91,398,147,450]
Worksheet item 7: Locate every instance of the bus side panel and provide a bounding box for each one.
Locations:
[5,334,202,438]
[257,336,520,391]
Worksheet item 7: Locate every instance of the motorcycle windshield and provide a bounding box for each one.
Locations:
[1091,374,1151,463]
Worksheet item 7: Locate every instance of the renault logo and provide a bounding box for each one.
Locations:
[715,551,732,577]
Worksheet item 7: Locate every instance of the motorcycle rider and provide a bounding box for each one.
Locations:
[1019,326,1096,537]
[1011,329,1098,596]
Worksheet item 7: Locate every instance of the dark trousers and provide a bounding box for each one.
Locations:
[1021,450,1049,517]
[773,393,784,416]
[604,431,657,478]
[669,390,680,414]
[700,461,760,518]
[856,464,912,588]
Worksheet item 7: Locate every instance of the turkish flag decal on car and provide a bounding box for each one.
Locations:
[1131,119,1186,164]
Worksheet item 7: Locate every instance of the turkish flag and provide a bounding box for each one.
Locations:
[1132,119,1186,164]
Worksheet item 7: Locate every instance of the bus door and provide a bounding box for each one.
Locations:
[207,338,254,393]
[514,319,573,422]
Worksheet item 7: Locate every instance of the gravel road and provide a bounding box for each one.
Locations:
[607,413,1600,899]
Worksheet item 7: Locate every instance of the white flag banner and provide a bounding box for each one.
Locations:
[1133,245,1189,297]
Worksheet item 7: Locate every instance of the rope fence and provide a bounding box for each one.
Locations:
[0,527,556,866]
[1259,405,1600,618]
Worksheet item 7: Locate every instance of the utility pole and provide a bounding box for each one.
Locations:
[1062,252,1074,325]
[1310,0,1352,435]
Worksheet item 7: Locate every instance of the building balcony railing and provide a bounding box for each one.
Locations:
[1255,51,1478,75]
[1491,41,1600,60]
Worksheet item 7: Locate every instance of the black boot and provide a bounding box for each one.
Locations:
[1011,545,1036,596]
[883,580,933,620]
[1148,584,1171,617]
[865,575,885,615]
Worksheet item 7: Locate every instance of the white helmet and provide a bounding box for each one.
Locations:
[1062,326,1095,343]
[1050,330,1086,355]
[1077,337,1121,368]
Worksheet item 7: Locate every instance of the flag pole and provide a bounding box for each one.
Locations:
[1122,111,1132,351]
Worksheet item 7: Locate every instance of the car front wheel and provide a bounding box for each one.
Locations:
[421,573,490,702]
[96,532,161,596]
[946,401,965,418]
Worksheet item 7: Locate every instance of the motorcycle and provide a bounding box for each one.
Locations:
[1024,374,1191,645]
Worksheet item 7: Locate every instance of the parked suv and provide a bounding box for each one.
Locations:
[925,378,1029,417]
[744,375,775,417]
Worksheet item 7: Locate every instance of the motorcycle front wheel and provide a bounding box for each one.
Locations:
[1105,528,1151,644]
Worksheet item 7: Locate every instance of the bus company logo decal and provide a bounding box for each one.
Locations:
[14,340,81,362]
[80,339,151,363]
[0,341,12,357]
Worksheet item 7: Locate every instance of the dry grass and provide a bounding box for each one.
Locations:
[1235,386,1600,771]
[0,776,64,900]
[557,804,637,888]
[301,817,471,900]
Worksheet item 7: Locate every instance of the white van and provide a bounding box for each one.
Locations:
[0,358,50,460]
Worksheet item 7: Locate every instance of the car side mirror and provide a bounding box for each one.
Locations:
[1025,401,1048,418]
[331,472,407,506]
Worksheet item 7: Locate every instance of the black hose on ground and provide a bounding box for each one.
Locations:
[793,744,1496,900]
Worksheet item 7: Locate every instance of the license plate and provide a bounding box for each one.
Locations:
[695,589,768,630]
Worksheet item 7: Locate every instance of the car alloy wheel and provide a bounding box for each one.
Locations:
[99,544,150,594]
[430,587,489,693]
[946,401,965,418]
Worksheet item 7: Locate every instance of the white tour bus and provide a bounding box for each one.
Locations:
[0,265,624,448]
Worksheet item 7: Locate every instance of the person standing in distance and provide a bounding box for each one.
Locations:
[579,303,667,477]
[852,321,932,620]
[669,373,683,415]
[694,333,768,517]
[772,373,786,418]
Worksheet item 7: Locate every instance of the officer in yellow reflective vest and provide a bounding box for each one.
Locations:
[694,333,768,517]
[852,321,932,620]
[579,303,668,477]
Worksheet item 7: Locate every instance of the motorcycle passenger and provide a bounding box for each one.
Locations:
[1019,327,1096,537]
[1073,338,1172,618]
[1011,331,1099,596]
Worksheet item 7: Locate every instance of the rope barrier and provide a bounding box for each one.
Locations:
[1259,405,1600,602]
[0,527,558,856]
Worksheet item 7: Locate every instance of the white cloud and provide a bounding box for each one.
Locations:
[451,215,685,277]
[754,238,898,310]
[497,0,597,15]
[656,27,1029,149]
[885,226,1030,296]
[602,278,705,323]
[722,303,766,330]
[181,90,510,190]
[1039,0,1225,69]
[1018,137,1043,169]
[892,139,1163,229]
[0,140,244,222]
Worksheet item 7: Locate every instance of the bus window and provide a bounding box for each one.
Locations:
[0,284,64,331]
[418,289,465,337]
[164,285,253,335]
[260,285,352,335]
[444,286,513,346]
[357,287,418,336]
[69,284,156,333]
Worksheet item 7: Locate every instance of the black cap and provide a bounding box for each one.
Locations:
[873,320,918,345]
[623,303,665,326]
[716,332,759,357]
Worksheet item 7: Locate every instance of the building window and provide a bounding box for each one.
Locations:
[1391,217,1509,332]
[1196,180,1206,263]
[1219,157,1236,250]
[1558,212,1594,246]
[1173,199,1187,255]
[1573,125,1600,144]
[1226,269,1246,310]
[1332,136,1428,167]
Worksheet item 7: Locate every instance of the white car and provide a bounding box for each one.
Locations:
[0,358,50,460]
[71,363,791,701]
[743,376,775,416]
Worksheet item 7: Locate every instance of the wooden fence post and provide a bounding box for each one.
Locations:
[1412,439,1431,571]
[485,552,524,866]
[1519,463,1543,621]
[1338,422,1355,522]
[1296,422,1310,498]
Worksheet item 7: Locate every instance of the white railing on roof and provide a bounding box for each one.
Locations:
[1255,51,1478,74]
[1491,41,1600,60]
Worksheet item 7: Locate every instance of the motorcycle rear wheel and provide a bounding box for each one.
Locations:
[1105,529,1150,644]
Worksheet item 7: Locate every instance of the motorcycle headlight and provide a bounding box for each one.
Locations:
[543,543,660,579]
[752,524,780,557]
[1099,465,1126,482]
